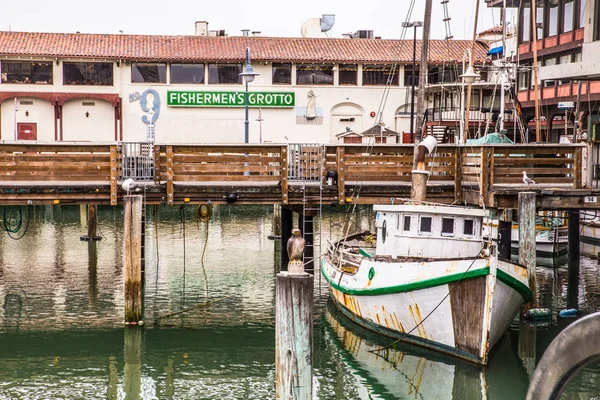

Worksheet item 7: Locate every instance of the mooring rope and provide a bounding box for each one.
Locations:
[196,203,211,300]
[0,205,31,240]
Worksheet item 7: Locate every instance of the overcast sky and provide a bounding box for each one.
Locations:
[2,0,516,40]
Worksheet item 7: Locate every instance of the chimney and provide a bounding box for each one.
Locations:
[195,21,208,36]
[242,29,250,37]
[252,31,261,37]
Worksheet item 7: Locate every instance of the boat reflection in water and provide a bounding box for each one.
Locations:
[323,301,530,400]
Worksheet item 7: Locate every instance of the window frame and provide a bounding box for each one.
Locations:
[63,61,113,86]
[403,215,411,232]
[272,63,292,85]
[296,64,334,85]
[463,219,475,236]
[207,63,243,85]
[170,63,206,84]
[338,64,358,85]
[1,60,53,84]
[362,64,398,86]
[131,62,167,84]
[419,216,433,235]
[441,217,455,237]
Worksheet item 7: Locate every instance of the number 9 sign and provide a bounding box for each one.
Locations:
[140,89,160,125]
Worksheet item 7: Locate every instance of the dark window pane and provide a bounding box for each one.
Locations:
[171,64,205,84]
[272,63,291,84]
[339,64,357,85]
[464,219,474,235]
[404,66,419,86]
[403,215,411,231]
[132,63,166,83]
[296,64,333,85]
[442,218,454,235]
[208,64,242,84]
[420,216,432,233]
[63,62,113,85]
[1,61,53,84]
[363,64,398,85]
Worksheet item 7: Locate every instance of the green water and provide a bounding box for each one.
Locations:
[0,205,598,399]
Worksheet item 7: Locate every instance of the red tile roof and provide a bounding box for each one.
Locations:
[478,26,504,36]
[0,31,489,64]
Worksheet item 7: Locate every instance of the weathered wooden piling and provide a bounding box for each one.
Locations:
[280,207,293,270]
[124,195,143,323]
[410,170,429,201]
[276,263,313,399]
[88,242,98,310]
[498,209,512,260]
[87,204,98,238]
[519,192,537,310]
[568,210,580,261]
[123,326,143,398]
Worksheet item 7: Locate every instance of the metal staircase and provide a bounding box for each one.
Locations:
[288,143,325,271]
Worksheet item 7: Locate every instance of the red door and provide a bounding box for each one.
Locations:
[17,123,37,140]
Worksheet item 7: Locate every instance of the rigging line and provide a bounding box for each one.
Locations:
[369,252,482,354]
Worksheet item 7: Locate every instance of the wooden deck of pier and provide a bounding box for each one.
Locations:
[0,142,597,210]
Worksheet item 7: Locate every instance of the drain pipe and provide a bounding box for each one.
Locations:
[411,136,437,201]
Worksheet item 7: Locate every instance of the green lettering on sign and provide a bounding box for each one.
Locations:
[167,91,295,107]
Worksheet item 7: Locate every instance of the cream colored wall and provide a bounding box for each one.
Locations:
[62,99,115,141]
[0,97,55,141]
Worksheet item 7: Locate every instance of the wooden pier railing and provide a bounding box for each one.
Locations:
[0,142,587,207]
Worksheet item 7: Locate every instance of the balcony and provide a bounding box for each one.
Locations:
[424,107,515,123]
[518,29,584,58]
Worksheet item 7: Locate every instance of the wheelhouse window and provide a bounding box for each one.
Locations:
[272,63,291,84]
[63,62,113,85]
[1,61,53,84]
[170,63,205,84]
[296,64,334,85]
[208,64,242,84]
[419,216,432,234]
[339,64,358,85]
[464,219,475,236]
[131,63,166,83]
[363,64,398,86]
[441,218,454,236]
[403,215,411,232]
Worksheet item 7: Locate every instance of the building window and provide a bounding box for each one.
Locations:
[170,63,205,84]
[549,0,559,36]
[1,61,53,84]
[272,63,291,84]
[536,1,544,39]
[564,0,574,32]
[543,80,555,88]
[579,0,587,29]
[208,64,242,84]
[419,216,432,234]
[375,137,386,144]
[559,53,572,64]
[596,0,600,40]
[403,215,411,231]
[63,62,113,85]
[442,218,454,236]
[296,64,334,85]
[131,63,166,83]
[522,4,531,42]
[574,50,583,62]
[339,64,357,85]
[404,66,419,86]
[464,219,474,236]
[544,57,557,66]
[363,64,398,85]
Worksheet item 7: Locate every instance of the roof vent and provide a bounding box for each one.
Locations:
[242,29,250,37]
[195,21,208,36]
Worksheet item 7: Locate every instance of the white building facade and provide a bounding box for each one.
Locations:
[0,30,488,144]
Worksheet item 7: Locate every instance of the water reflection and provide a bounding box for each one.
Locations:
[0,205,599,398]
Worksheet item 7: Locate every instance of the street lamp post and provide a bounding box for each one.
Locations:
[239,47,260,144]
[402,21,423,143]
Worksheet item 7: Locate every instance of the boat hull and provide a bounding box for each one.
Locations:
[321,256,530,365]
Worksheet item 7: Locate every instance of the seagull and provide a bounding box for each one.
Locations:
[522,171,536,186]
[122,178,141,195]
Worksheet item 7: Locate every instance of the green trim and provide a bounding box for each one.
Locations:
[581,235,600,246]
[321,260,490,296]
[496,269,533,303]
[359,248,374,258]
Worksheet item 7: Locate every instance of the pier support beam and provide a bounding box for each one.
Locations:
[568,210,580,262]
[276,268,313,399]
[498,209,512,261]
[124,195,143,323]
[280,206,293,271]
[88,204,98,238]
[519,192,537,310]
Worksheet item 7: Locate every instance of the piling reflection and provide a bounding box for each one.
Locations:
[124,326,143,400]
[323,301,529,399]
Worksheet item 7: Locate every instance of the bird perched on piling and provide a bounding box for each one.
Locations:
[522,171,536,186]
[122,178,141,195]
[287,228,306,273]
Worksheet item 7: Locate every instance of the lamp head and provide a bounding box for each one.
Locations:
[460,65,480,84]
[239,61,259,83]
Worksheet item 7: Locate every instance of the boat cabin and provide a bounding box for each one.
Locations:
[374,204,486,259]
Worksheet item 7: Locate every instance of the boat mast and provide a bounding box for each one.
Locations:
[462,0,481,142]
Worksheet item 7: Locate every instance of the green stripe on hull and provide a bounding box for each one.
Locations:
[581,235,600,246]
[321,260,490,296]
[330,293,485,365]
[321,259,532,302]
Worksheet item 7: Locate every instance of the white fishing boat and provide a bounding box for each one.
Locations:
[579,211,600,256]
[321,202,532,365]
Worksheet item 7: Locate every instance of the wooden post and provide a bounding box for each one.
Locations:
[123,326,143,399]
[88,241,98,311]
[519,192,537,310]
[568,210,580,262]
[498,209,512,261]
[480,147,490,204]
[411,170,429,201]
[110,145,118,206]
[80,204,87,232]
[281,207,293,271]
[166,146,174,205]
[336,147,345,204]
[281,146,289,205]
[87,204,98,239]
[454,147,462,203]
[124,195,143,323]
[276,271,313,399]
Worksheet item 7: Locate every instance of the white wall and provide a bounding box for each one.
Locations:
[62,98,115,141]
[1,97,55,141]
